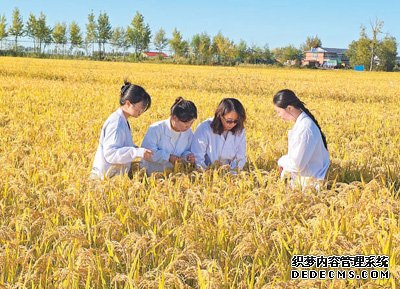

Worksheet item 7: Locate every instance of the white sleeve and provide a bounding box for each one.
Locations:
[141,125,170,164]
[279,128,317,173]
[103,121,145,164]
[278,155,290,170]
[191,125,208,169]
[233,130,246,170]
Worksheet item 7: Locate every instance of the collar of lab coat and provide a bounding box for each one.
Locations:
[117,108,127,119]
[164,118,180,138]
[116,108,131,130]
[293,111,308,129]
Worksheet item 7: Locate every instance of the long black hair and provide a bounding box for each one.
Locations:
[210,98,246,135]
[273,89,328,150]
[170,97,197,122]
[119,80,151,111]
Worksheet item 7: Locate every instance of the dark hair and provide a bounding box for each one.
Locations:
[170,97,197,122]
[273,89,328,150]
[210,98,246,135]
[119,80,151,111]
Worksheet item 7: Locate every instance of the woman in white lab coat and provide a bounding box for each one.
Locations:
[90,81,153,179]
[191,98,246,172]
[141,97,197,175]
[273,89,330,188]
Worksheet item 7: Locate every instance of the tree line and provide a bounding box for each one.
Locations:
[0,8,398,71]
[347,19,398,71]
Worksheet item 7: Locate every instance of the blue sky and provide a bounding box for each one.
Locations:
[2,0,399,50]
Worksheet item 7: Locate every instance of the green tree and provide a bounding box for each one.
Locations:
[69,21,83,54]
[376,36,397,71]
[191,32,211,63]
[300,35,322,52]
[53,22,67,55]
[191,33,201,59]
[127,12,151,58]
[111,27,129,58]
[8,8,24,52]
[26,13,38,51]
[0,15,8,50]
[97,12,112,59]
[169,28,187,58]
[235,40,247,63]
[212,32,235,64]
[369,19,384,71]
[273,45,302,65]
[347,21,396,71]
[153,28,168,54]
[36,13,52,54]
[347,27,372,69]
[245,44,274,64]
[198,33,212,63]
[261,44,275,64]
[247,45,263,64]
[85,12,97,56]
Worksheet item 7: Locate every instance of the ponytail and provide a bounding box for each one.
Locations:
[119,80,131,105]
[170,97,197,122]
[170,97,184,114]
[298,103,328,150]
[119,80,151,111]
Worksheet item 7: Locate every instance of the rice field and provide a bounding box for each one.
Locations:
[0,57,399,288]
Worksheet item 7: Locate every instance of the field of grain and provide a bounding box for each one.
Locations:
[0,57,399,288]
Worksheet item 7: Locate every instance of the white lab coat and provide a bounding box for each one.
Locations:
[278,111,330,188]
[91,108,145,179]
[140,118,193,174]
[191,118,246,170]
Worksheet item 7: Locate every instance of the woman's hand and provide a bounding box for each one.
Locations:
[185,153,195,164]
[220,164,231,171]
[169,154,182,164]
[143,149,153,161]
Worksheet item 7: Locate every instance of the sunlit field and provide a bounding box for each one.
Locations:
[0,57,399,288]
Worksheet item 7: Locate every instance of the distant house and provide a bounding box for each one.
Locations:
[142,52,168,59]
[396,56,400,65]
[302,47,349,68]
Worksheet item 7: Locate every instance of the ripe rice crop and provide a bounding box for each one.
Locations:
[0,57,399,288]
